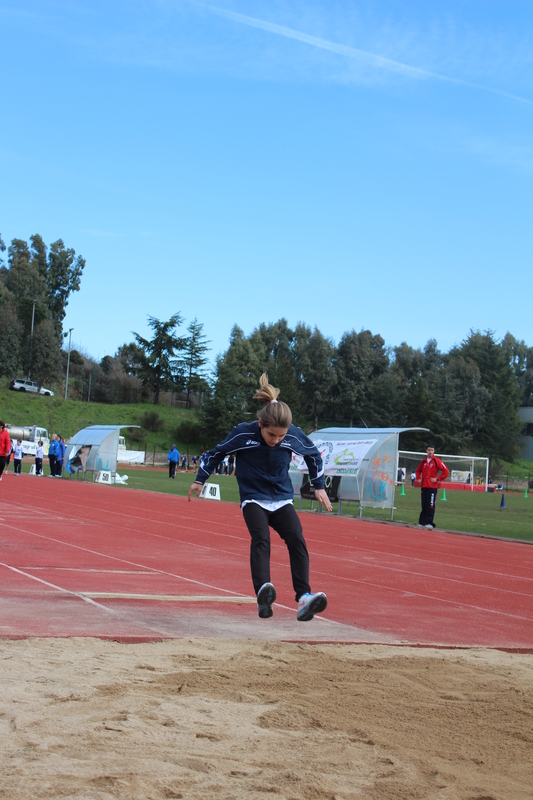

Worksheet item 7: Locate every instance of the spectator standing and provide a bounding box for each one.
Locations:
[48,434,59,477]
[415,444,449,530]
[228,454,235,476]
[13,439,23,475]
[168,444,179,478]
[56,436,66,477]
[410,471,416,488]
[35,440,44,476]
[181,454,187,472]
[0,422,11,482]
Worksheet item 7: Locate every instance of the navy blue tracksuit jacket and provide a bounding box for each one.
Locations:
[196,421,324,505]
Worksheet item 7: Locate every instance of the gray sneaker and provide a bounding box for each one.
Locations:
[257,582,276,619]
[297,592,328,622]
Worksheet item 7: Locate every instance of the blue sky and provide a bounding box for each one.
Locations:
[1,0,532,365]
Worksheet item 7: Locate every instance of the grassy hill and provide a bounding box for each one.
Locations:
[0,386,202,454]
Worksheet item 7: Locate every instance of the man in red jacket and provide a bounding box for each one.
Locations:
[0,421,12,482]
[415,444,449,530]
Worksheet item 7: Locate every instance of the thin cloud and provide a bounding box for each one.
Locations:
[201,3,533,106]
[82,229,120,237]
[465,137,533,171]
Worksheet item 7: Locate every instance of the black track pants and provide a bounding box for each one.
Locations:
[419,487,437,527]
[242,502,311,602]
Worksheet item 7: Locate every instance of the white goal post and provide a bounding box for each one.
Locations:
[399,451,490,492]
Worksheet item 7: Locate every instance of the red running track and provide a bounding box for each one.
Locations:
[1,475,532,649]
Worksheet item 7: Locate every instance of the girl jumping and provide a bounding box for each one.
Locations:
[188,374,332,621]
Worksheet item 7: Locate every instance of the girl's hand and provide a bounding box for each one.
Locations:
[188,481,203,502]
[314,489,333,512]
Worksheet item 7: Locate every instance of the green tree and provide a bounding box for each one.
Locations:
[5,239,48,331]
[0,301,23,378]
[293,324,336,430]
[334,329,389,426]
[180,317,211,408]
[201,325,264,442]
[0,234,85,345]
[254,319,302,412]
[522,347,533,408]
[31,319,61,391]
[174,418,203,459]
[30,234,48,280]
[502,333,531,405]
[133,313,186,405]
[438,355,490,452]
[391,343,437,429]
[453,331,522,461]
[139,409,164,432]
[46,239,85,336]
[117,342,145,376]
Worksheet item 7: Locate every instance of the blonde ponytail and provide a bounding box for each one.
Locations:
[254,373,292,429]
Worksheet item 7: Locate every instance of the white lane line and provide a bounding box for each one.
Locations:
[0,562,115,613]
[7,492,528,586]
[0,524,340,624]
[6,496,529,597]
[19,567,156,574]
[5,514,517,627]
[81,593,255,603]
[306,551,533,599]
[78,591,332,621]
[0,521,252,600]
[309,563,533,623]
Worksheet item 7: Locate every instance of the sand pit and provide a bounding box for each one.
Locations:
[1,639,532,799]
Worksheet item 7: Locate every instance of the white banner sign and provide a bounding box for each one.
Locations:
[290,439,378,476]
[117,449,146,464]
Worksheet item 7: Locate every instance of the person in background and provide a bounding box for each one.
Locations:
[228,453,235,476]
[13,439,23,475]
[181,454,187,472]
[410,471,416,488]
[415,444,449,530]
[56,436,66,478]
[189,373,331,623]
[48,434,59,477]
[168,444,179,479]
[0,422,12,482]
[5,438,14,473]
[35,440,44,476]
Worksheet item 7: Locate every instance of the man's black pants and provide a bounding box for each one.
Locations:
[242,503,311,602]
[49,454,56,476]
[419,488,437,527]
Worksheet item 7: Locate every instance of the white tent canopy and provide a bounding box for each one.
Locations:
[65,425,138,477]
[290,427,428,518]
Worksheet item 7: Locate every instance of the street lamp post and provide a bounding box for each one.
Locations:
[28,299,37,379]
[64,328,74,400]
